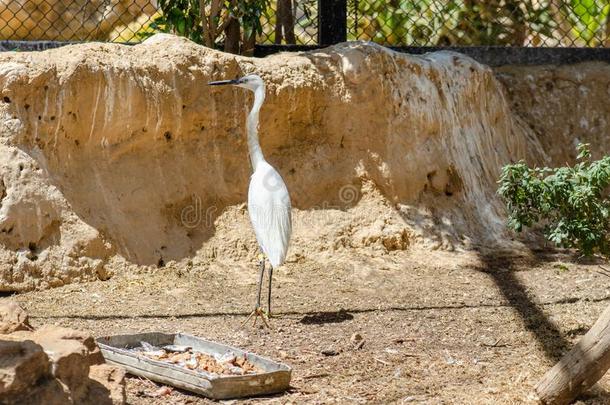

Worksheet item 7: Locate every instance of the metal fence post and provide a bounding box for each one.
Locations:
[318,0,347,45]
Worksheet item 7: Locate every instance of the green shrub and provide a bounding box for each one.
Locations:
[498,144,610,257]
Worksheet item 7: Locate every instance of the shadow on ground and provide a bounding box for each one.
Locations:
[476,252,569,361]
[476,249,610,403]
[299,309,354,325]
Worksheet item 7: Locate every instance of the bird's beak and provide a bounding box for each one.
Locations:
[208,79,240,86]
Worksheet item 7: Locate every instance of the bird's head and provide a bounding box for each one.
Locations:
[208,74,264,92]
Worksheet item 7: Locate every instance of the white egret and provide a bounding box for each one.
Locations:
[209,74,292,327]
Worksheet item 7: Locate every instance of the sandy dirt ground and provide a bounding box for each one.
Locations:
[5,248,610,405]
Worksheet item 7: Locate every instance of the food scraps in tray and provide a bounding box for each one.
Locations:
[133,341,262,376]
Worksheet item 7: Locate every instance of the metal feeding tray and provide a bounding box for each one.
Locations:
[96,332,292,399]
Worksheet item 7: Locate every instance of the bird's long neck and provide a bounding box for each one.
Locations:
[247,86,266,171]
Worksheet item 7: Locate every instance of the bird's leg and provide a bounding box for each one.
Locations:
[267,265,273,318]
[255,258,265,310]
[241,257,271,329]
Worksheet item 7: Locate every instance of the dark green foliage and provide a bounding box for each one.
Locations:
[138,0,269,52]
[498,144,610,257]
[235,0,268,40]
[146,0,203,43]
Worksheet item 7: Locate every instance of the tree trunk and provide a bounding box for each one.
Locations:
[274,0,296,44]
[506,0,526,46]
[549,0,573,46]
[241,30,256,56]
[224,16,240,54]
[200,0,212,48]
[536,302,610,404]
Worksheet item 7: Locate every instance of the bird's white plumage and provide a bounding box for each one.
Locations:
[209,73,292,270]
[248,161,292,268]
[208,73,291,320]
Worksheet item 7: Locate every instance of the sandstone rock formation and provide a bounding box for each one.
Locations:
[496,62,610,164]
[0,302,125,404]
[0,33,599,291]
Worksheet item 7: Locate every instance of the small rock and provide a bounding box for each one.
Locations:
[0,339,50,397]
[152,386,172,397]
[18,377,72,405]
[0,301,32,334]
[321,348,339,356]
[37,324,105,365]
[7,325,121,403]
[33,328,93,401]
[96,266,112,281]
[87,364,126,404]
[350,333,365,349]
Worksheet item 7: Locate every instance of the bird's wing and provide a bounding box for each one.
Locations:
[248,163,292,268]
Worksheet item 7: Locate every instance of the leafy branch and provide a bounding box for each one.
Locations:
[498,144,610,257]
[139,0,269,54]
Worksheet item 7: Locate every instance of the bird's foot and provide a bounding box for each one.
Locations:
[241,306,272,329]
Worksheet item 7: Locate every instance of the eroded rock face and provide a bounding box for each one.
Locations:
[0,34,574,290]
[496,62,610,163]
[0,303,125,404]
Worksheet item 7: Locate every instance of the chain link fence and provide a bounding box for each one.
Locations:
[259,0,318,45]
[348,0,610,47]
[0,1,157,42]
[0,0,608,47]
